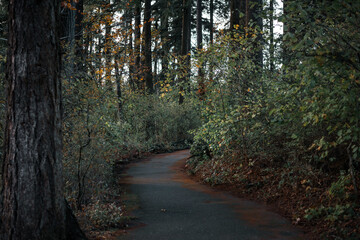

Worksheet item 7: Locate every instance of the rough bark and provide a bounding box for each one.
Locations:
[1,1,87,239]
[1,0,65,239]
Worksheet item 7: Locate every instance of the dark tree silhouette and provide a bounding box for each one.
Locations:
[1,1,86,239]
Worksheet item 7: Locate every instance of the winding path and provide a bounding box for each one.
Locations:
[119,150,304,240]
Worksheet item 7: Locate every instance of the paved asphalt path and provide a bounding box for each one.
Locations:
[119,150,304,240]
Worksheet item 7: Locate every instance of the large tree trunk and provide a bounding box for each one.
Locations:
[1,1,86,239]
[1,0,65,239]
[144,0,153,94]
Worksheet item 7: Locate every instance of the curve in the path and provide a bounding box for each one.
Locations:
[119,150,304,240]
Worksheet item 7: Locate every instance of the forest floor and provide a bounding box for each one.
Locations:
[185,154,360,239]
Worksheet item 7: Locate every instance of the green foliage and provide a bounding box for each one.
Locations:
[122,94,200,152]
[281,0,360,167]
[187,5,360,238]
[190,27,266,160]
[328,172,352,202]
[191,0,360,179]
[62,75,118,207]
[61,70,201,208]
[304,204,356,223]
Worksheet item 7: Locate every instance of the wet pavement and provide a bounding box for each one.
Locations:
[118,150,304,240]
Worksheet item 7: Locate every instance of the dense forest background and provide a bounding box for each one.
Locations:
[0,0,359,238]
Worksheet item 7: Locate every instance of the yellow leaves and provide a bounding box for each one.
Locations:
[95,69,103,76]
[308,143,316,150]
[314,115,319,124]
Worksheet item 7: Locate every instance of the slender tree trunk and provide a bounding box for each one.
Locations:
[269,0,274,72]
[144,0,153,94]
[1,0,65,239]
[160,1,170,81]
[254,0,263,67]
[197,0,205,99]
[115,59,123,117]
[196,0,202,57]
[208,0,214,84]
[179,0,191,104]
[61,0,76,75]
[126,11,135,91]
[210,0,214,44]
[75,0,85,72]
[153,21,159,92]
[230,0,240,30]
[283,0,293,68]
[134,1,142,91]
[96,20,102,83]
[104,2,113,86]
